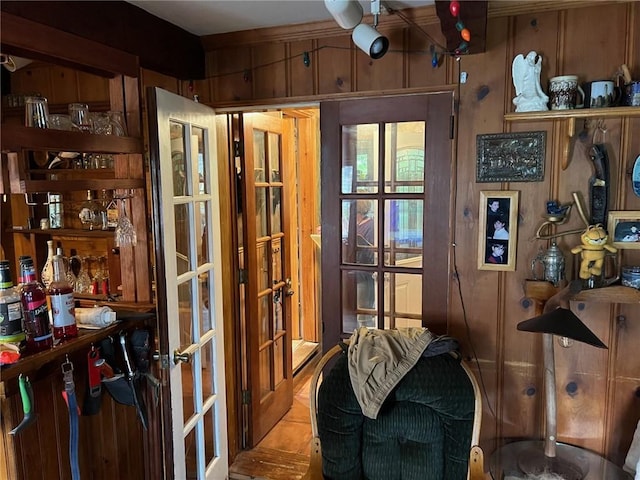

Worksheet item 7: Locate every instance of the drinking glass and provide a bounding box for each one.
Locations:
[115,198,137,247]
[68,103,91,132]
[24,96,49,128]
[73,256,92,294]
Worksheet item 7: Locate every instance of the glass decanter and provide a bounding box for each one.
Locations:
[78,190,104,230]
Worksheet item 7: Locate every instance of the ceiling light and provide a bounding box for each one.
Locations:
[324,0,389,59]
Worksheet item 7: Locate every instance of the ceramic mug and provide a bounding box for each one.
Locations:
[583,80,620,108]
[548,75,585,110]
[621,81,640,107]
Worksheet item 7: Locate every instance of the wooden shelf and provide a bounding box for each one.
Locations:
[11,178,144,193]
[525,280,640,305]
[571,285,640,304]
[0,124,143,154]
[504,106,640,121]
[10,228,116,237]
[504,106,640,170]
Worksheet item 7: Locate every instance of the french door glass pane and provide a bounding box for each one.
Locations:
[255,188,267,237]
[269,132,281,182]
[341,269,377,332]
[272,238,282,284]
[175,203,192,276]
[257,242,269,292]
[193,126,208,194]
[384,121,425,193]
[254,130,266,182]
[341,124,379,194]
[179,281,194,346]
[258,293,270,344]
[195,201,209,265]
[384,199,423,267]
[383,272,423,319]
[271,187,282,234]
[341,199,378,265]
[171,121,189,196]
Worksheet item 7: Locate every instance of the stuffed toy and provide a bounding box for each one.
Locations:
[570,224,617,279]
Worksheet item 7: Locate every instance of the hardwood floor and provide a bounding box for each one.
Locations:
[229,351,318,480]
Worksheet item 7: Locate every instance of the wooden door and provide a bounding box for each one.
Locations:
[241,112,294,446]
[147,87,228,479]
[320,94,454,349]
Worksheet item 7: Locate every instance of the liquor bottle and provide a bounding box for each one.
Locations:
[48,254,78,340]
[20,256,53,353]
[41,239,55,288]
[0,260,26,343]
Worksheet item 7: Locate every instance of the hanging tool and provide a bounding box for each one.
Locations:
[119,331,148,430]
[9,374,36,435]
[589,121,609,226]
[61,356,80,480]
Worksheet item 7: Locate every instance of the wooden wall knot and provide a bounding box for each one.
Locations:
[565,381,579,397]
[525,385,536,397]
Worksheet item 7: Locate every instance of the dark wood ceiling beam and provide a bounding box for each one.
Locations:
[0,1,205,79]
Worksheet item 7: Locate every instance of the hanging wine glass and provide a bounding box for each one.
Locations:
[115,197,137,247]
[74,256,92,294]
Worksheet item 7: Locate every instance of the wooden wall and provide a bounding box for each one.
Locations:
[196,1,640,466]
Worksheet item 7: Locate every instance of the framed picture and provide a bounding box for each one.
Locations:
[476,131,545,183]
[607,211,640,249]
[478,191,519,271]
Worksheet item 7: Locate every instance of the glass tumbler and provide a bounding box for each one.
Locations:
[24,96,49,128]
[68,103,91,132]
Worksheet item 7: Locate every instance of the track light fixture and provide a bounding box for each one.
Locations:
[324,0,389,59]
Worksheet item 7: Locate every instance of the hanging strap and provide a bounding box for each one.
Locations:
[62,356,81,480]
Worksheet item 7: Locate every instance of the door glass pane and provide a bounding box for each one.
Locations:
[269,132,281,182]
[174,203,192,276]
[273,290,283,333]
[384,199,423,267]
[255,188,267,238]
[257,242,269,292]
[384,316,423,329]
[171,121,189,196]
[271,187,282,234]
[274,336,284,386]
[341,199,377,265]
[203,404,218,470]
[384,272,422,319]
[258,293,270,344]
[384,121,425,193]
[182,360,195,423]
[184,425,197,479]
[179,281,194,347]
[198,273,210,336]
[341,124,379,194]
[254,130,266,183]
[342,269,377,332]
[195,201,209,265]
[193,126,207,194]
[201,338,214,398]
[272,238,282,284]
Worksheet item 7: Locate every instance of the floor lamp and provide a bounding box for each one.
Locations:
[490,281,630,480]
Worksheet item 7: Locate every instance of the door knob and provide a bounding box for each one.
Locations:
[173,349,192,365]
[285,278,295,297]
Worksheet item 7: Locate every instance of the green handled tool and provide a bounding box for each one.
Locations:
[9,374,36,435]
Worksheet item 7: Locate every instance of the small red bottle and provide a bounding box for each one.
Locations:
[48,254,78,340]
[19,256,53,353]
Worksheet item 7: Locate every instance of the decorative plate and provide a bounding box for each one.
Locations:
[633,154,640,197]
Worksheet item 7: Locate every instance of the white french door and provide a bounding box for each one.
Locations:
[148,87,228,479]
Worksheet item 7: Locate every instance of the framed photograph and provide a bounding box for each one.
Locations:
[607,211,640,249]
[476,131,545,183]
[478,191,519,271]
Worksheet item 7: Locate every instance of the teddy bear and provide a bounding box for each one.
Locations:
[570,224,617,280]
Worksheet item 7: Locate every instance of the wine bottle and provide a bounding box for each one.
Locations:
[48,254,78,340]
[0,260,26,343]
[20,256,53,353]
[41,239,54,288]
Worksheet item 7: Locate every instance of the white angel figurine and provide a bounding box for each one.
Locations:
[512,51,549,112]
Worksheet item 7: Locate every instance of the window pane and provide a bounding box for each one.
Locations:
[174,203,192,276]
[271,187,282,234]
[196,201,209,265]
[385,121,425,193]
[193,126,207,194]
[254,130,266,182]
[170,121,189,196]
[341,269,377,332]
[384,272,422,319]
[341,124,379,194]
[341,199,377,265]
[384,199,423,267]
[269,132,281,182]
[255,187,267,238]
